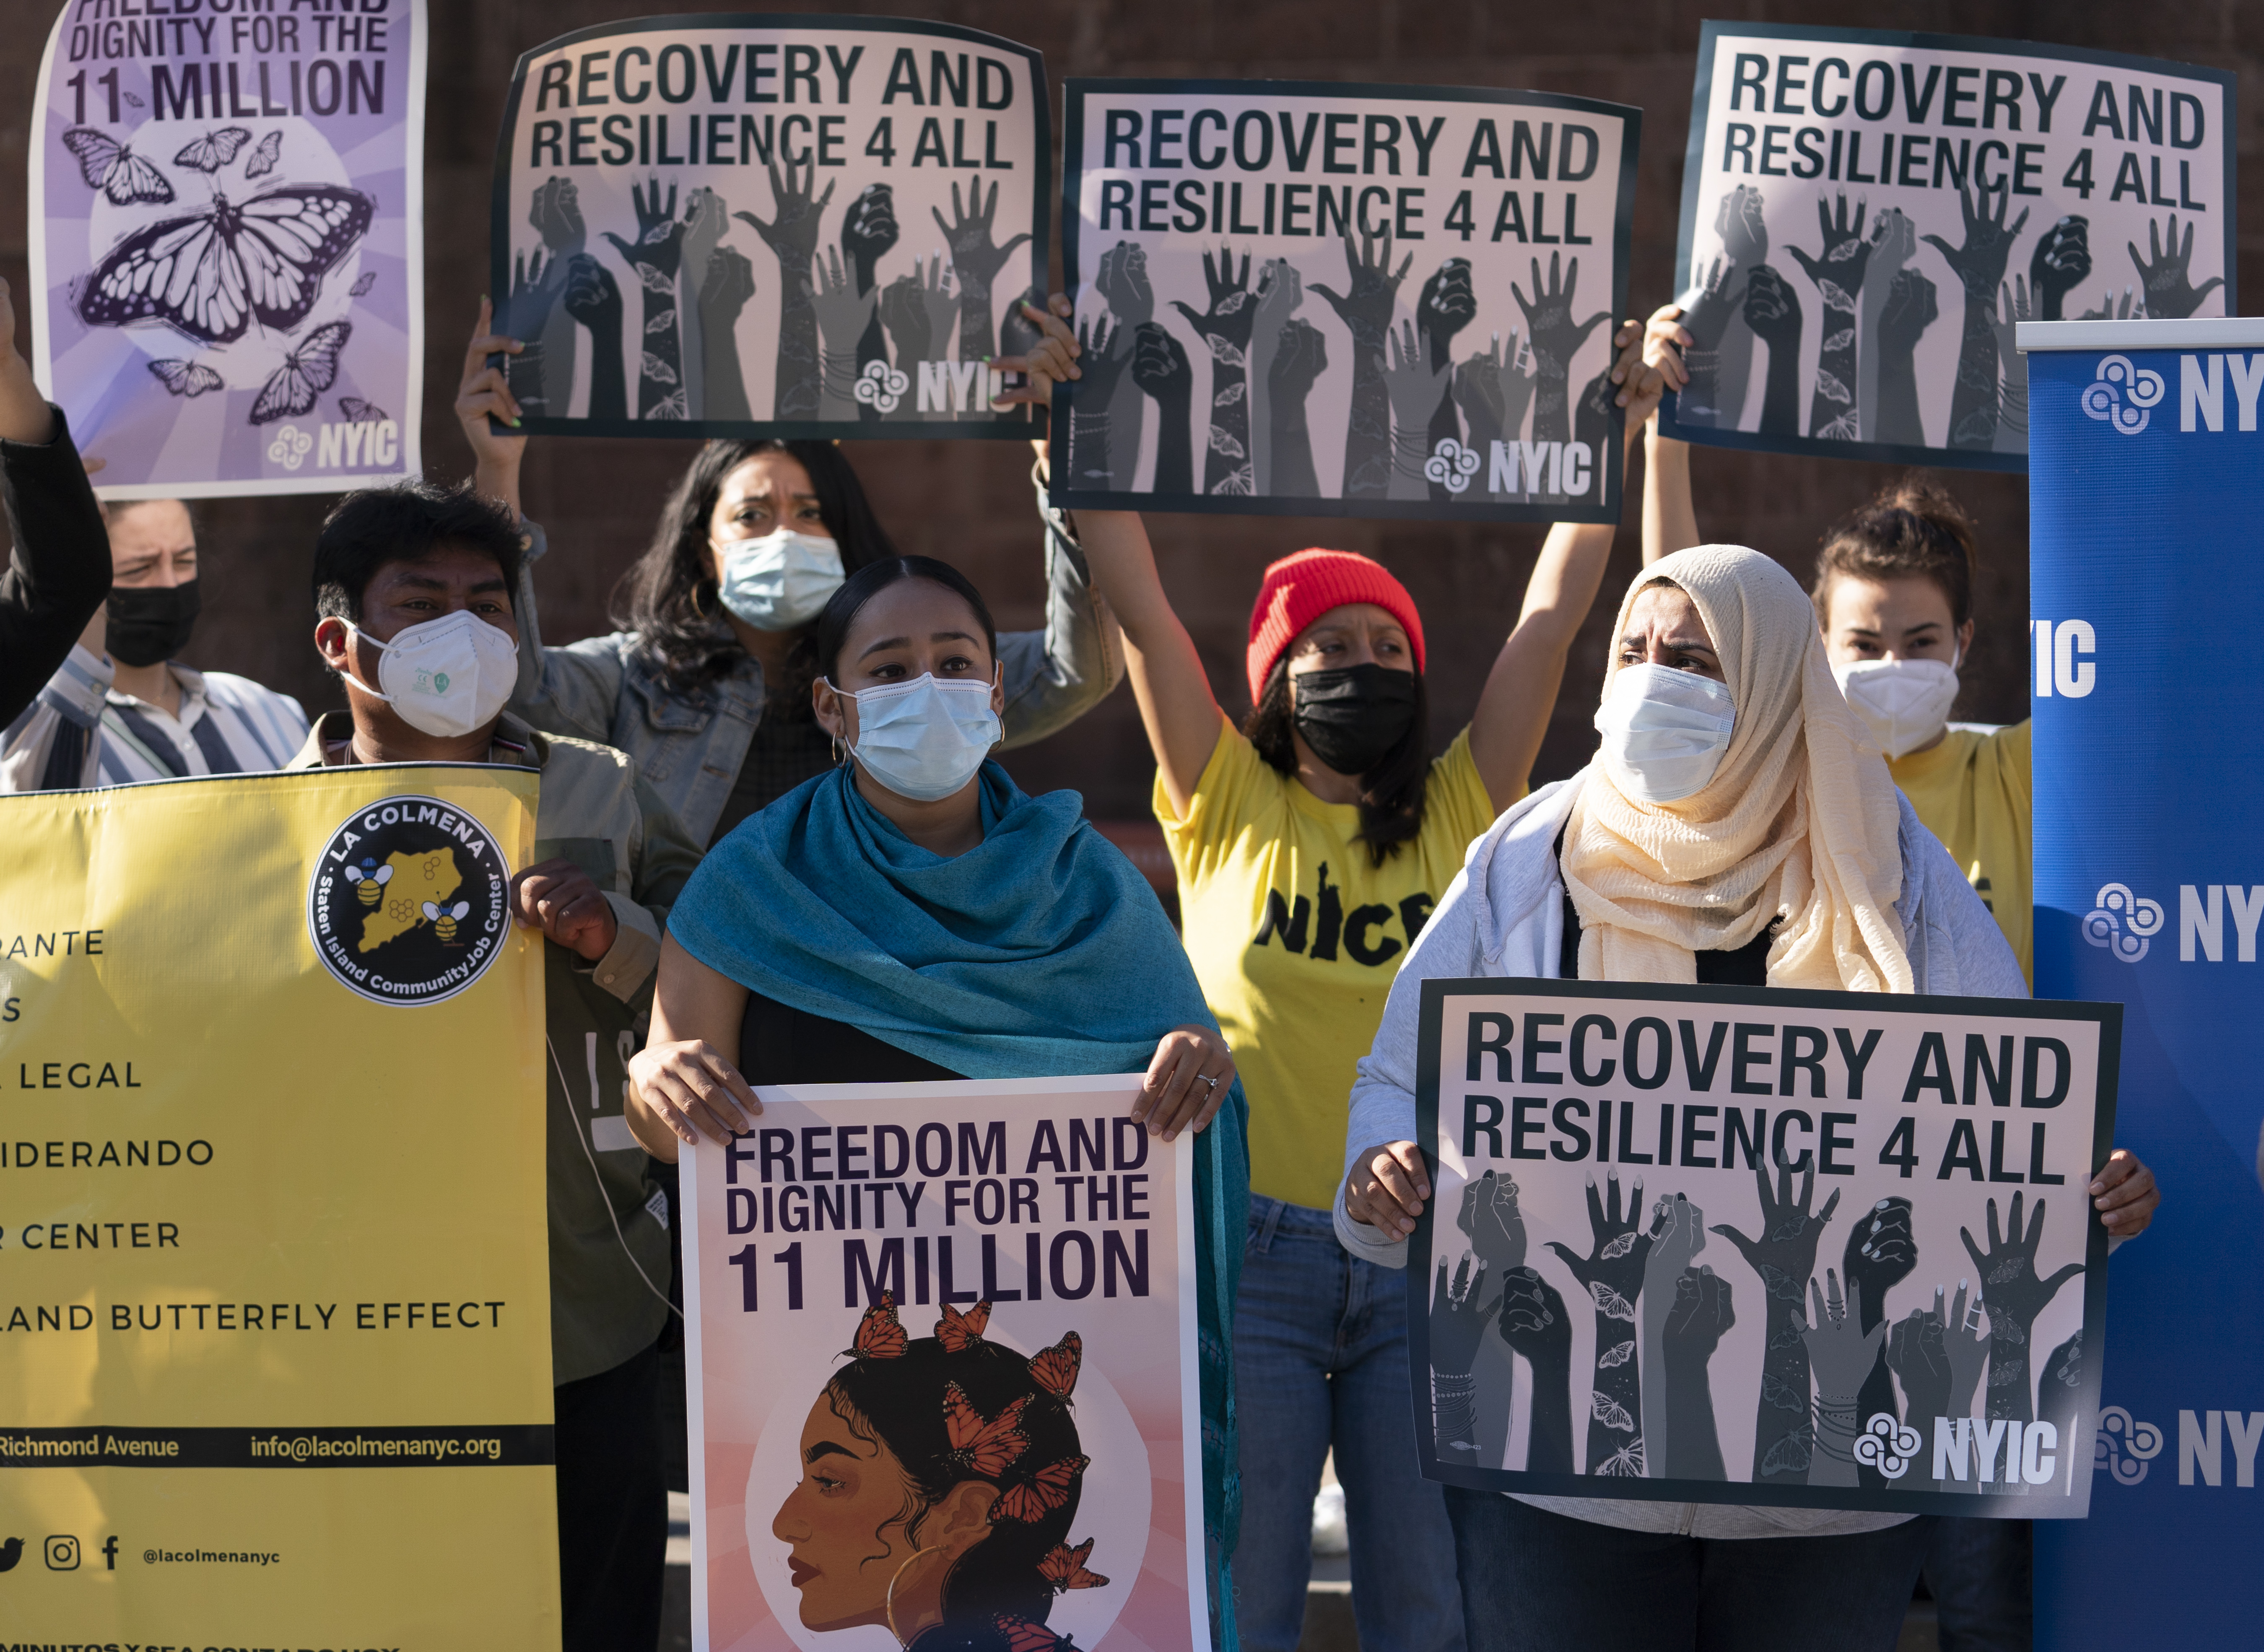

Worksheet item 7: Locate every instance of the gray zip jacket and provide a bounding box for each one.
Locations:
[1333,768,2027,1540]
[508,476,1119,847]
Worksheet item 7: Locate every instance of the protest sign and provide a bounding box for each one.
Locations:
[490,15,1048,439]
[681,1075,1208,1652]
[1052,80,1639,522]
[1406,978,2119,1517]
[28,0,427,500]
[2023,317,2264,1641]
[0,767,558,1645]
[1660,23,2234,471]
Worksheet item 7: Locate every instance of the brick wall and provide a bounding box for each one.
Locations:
[6,2,2257,819]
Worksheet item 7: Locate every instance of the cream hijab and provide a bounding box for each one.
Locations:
[1559,544,1914,991]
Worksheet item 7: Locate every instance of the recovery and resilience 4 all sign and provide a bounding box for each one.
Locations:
[0,766,558,1648]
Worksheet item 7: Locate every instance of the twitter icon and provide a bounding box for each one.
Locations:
[0,1535,22,1573]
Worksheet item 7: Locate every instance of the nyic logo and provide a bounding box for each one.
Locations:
[2082,883,2164,963]
[2096,1405,2165,1483]
[2081,353,2166,435]
[306,795,512,1007]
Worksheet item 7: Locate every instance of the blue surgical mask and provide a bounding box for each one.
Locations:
[833,672,1001,802]
[715,529,844,630]
[1594,663,1737,803]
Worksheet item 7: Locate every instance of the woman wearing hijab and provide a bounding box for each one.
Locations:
[1335,546,2158,1650]
[621,554,1251,1645]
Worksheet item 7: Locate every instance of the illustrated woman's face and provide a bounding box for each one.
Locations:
[772,1395,917,1632]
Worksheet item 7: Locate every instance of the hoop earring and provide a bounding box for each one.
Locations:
[831,734,848,766]
[885,1545,946,1643]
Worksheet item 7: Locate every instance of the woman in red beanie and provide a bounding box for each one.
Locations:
[1036,309,1663,1652]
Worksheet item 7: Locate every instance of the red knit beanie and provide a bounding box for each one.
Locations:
[1244,549,1426,703]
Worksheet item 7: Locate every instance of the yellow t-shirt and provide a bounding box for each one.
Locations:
[1889,720,2033,986]
[1159,716,1506,1210]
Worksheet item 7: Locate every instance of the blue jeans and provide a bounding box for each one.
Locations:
[1233,1195,1466,1652]
[1926,1517,2031,1651]
[1444,1491,1934,1652]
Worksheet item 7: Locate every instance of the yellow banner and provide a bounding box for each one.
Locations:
[0,765,560,1648]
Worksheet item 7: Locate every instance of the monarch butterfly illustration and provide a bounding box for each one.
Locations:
[339,396,389,423]
[147,359,223,398]
[60,127,174,206]
[349,271,377,297]
[174,127,252,173]
[250,321,352,425]
[243,130,283,181]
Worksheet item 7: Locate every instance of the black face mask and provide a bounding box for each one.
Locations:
[1291,662,1418,777]
[105,580,201,668]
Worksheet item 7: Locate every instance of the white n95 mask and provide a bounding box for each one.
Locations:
[1833,655,1959,758]
[835,673,1001,802]
[347,610,519,738]
[716,529,845,630]
[1595,663,1738,804]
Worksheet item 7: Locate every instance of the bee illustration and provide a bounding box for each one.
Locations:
[421,900,473,944]
[349,857,394,907]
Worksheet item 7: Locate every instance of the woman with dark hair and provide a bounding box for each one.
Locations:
[775,1295,1101,1651]
[453,300,1116,849]
[1024,305,1664,1652]
[624,554,1250,1643]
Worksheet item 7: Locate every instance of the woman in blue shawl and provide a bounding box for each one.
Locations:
[627,555,1251,1652]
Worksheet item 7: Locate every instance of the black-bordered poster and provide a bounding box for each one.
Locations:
[1052,81,1639,522]
[1660,23,2235,472]
[1407,978,2120,1517]
[489,15,1047,439]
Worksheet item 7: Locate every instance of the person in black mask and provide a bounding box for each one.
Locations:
[2,496,310,790]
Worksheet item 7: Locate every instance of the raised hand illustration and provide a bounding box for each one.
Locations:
[696,244,756,423]
[1874,270,1939,448]
[813,246,880,423]
[1418,257,1479,499]
[1786,192,1873,441]
[1512,251,1610,449]
[1842,1196,1918,1490]
[1265,318,1328,498]
[1384,319,1451,501]
[1803,1271,1886,1487]
[2029,215,2091,321]
[1311,230,1412,499]
[1639,1195,1706,1475]
[498,247,557,414]
[1662,1267,1734,1480]
[1712,1155,1841,1484]
[1961,1191,2082,1424]
[1991,278,2035,455]
[2036,1327,2084,1457]
[1711,184,1771,429]
[1496,1265,1574,1475]
[1570,359,1623,500]
[1741,263,1804,438]
[1460,1170,1527,1280]
[1858,207,1915,437]
[1065,314,1132,486]
[1674,256,1740,424]
[599,177,688,419]
[1129,320,1194,494]
[734,158,836,421]
[528,178,585,416]
[1096,239,1155,487]
[1167,246,1259,496]
[1247,257,1306,494]
[2077,286,2143,322]
[841,183,901,417]
[1890,1281,1986,1491]
[560,252,626,422]
[1430,1252,1498,1460]
[1922,180,2031,450]
[1545,1172,1652,1478]
[677,185,728,418]
[2127,213,2224,319]
[932,178,1033,367]
[1454,333,1536,500]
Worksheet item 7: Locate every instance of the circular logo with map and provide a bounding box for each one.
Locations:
[306,795,512,1005]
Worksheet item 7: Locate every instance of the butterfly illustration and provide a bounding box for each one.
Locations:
[935,1300,992,1352]
[993,1616,1067,1652]
[1027,1332,1082,1399]
[1038,1538,1109,1592]
[942,1382,1029,1479]
[339,396,389,423]
[349,270,377,297]
[994,1454,1086,1524]
[77,184,375,345]
[148,358,223,398]
[852,1292,907,1361]
[174,127,252,173]
[61,127,174,206]
[244,130,283,181]
[124,91,145,109]
[250,320,351,425]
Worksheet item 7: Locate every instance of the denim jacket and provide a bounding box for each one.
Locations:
[508,473,1120,847]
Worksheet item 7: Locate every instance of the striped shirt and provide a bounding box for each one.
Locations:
[0,644,310,792]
